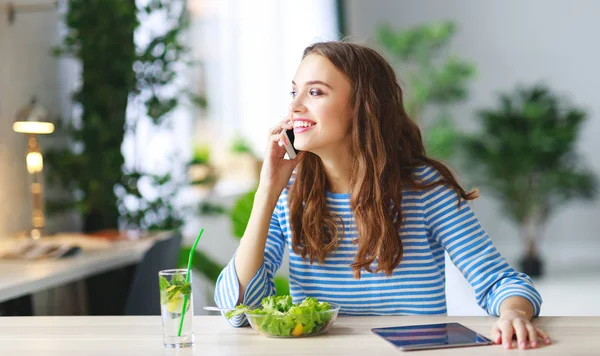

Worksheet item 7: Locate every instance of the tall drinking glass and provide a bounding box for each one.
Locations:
[159,269,194,348]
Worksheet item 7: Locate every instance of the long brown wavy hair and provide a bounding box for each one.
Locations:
[288,41,478,278]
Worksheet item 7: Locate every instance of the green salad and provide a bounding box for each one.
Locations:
[226,296,334,337]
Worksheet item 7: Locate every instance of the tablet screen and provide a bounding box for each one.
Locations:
[371,322,493,351]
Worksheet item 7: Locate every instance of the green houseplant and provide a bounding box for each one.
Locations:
[47,0,198,232]
[230,135,255,155]
[461,85,597,277]
[376,21,476,160]
[188,144,217,187]
[191,145,211,165]
[226,134,262,185]
[46,0,137,232]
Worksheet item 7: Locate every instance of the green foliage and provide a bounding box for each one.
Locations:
[178,244,290,295]
[189,144,218,186]
[47,0,200,232]
[198,201,228,215]
[230,135,255,155]
[229,189,291,294]
[193,188,290,295]
[376,21,476,160]
[191,144,211,165]
[46,0,138,231]
[188,92,208,109]
[462,85,597,228]
[178,247,223,283]
[274,276,290,296]
[117,172,185,231]
[190,174,218,186]
[118,0,192,231]
[231,189,256,238]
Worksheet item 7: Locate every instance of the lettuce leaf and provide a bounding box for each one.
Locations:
[226,296,333,337]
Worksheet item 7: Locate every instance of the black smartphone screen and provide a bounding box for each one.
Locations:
[285,129,300,154]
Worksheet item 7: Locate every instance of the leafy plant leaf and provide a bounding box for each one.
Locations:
[231,189,257,239]
[376,20,476,160]
[461,85,597,228]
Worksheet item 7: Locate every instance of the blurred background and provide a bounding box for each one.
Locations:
[0,0,598,317]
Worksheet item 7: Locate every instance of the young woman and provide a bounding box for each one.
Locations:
[214,41,550,350]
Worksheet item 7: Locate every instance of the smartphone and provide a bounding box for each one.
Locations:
[282,129,299,159]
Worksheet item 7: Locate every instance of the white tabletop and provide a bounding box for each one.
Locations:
[0,235,162,303]
[0,315,596,356]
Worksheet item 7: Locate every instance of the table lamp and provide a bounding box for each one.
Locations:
[12,98,54,240]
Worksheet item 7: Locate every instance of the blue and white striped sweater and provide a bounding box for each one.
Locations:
[215,165,542,326]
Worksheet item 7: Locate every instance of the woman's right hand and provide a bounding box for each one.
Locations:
[258,117,303,195]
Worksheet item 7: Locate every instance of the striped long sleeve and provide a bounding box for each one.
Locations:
[421,169,543,316]
[213,202,287,327]
[214,164,543,326]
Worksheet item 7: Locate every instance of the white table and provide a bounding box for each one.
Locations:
[0,315,596,355]
[0,234,165,303]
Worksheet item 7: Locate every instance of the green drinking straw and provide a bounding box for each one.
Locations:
[177,228,204,337]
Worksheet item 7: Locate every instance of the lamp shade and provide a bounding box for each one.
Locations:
[12,98,54,135]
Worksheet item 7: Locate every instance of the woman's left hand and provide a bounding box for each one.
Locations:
[491,310,551,350]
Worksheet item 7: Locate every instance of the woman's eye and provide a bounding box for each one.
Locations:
[290,89,323,98]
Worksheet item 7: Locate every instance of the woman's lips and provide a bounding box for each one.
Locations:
[294,124,315,134]
[292,118,316,134]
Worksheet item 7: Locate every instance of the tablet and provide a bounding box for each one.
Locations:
[371,322,493,351]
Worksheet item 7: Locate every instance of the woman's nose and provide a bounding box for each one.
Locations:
[289,97,306,113]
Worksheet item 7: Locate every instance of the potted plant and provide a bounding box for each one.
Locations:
[377,21,476,160]
[188,144,217,191]
[461,85,597,277]
[223,134,262,186]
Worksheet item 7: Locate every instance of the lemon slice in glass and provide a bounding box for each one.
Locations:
[165,295,186,313]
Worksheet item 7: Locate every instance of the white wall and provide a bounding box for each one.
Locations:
[0,0,62,237]
[344,0,600,271]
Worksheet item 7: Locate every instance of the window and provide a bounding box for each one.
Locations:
[188,0,339,156]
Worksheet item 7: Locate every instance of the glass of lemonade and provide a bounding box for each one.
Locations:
[159,269,194,348]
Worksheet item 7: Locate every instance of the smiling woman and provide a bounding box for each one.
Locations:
[288,56,352,158]
[214,41,550,351]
